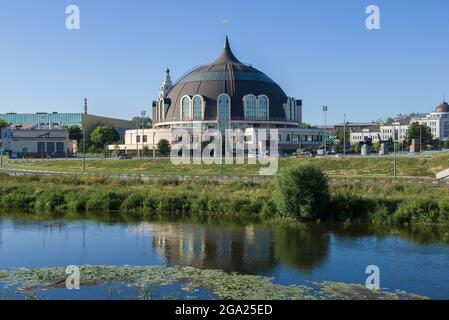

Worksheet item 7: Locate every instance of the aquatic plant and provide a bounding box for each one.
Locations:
[0,265,427,300]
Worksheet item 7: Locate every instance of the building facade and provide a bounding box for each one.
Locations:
[0,127,71,158]
[113,37,327,153]
[0,113,136,143]
[411,101,449,140]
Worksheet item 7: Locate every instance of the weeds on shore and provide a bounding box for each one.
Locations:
[1,173,449,225]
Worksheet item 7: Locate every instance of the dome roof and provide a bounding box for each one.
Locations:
[435,101,449,113]
[163,37,289,121]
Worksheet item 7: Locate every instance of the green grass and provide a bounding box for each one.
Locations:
[2,174,449,225]
[2,152,449,178]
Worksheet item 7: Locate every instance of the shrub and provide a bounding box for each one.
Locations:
[274,163,329,219]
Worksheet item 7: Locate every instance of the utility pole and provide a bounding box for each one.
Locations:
[343,114,346,157]
[83,98,87,171]
[393,124,397,179]
[419,125,422,153]
[323,106,328,154]
[141,110,146,158]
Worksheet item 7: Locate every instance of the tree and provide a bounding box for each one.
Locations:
[90,125,120,149]
[132,117,152,128]
[0,119,8,127]
[443,140,449,149]
[353,144,360,154]
[333,128,349,147]
[372,141,381,153]
[64,125,83,142]
[157,139,170,156]
[405,122,433,148]
[301,123,314,129]
[274,163,329,220]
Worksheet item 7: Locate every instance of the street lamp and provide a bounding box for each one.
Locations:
[343,114,346,157]
[141,110,146,158]
[323,106,328,153]
[393,124,397,179]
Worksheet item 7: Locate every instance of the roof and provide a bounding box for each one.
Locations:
[162,37,289,121]
[435,101,449,113]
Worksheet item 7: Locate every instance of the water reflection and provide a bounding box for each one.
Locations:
[1,213,449,298]
[132,223,276,274]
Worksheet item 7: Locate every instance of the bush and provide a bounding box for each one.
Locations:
[274,163,329,219]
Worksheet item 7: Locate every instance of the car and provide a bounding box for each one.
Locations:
[119,153,133,159]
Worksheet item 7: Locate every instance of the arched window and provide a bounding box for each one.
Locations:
[244,95,256,120]
[181,97,190,121]
[193,96,203,121]
[218,94,231,135]
[258,96,268,120]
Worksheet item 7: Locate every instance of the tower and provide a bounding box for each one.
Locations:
[159,68,173,98]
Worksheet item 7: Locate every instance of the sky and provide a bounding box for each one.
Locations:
[1,0,449,125]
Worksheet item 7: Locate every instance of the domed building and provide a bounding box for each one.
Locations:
[411,100,449,140]
[153,37,302,132]
[113,37,327,154]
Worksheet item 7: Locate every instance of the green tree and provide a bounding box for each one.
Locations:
[405,122,433,148]
[353,144,360,154]
[0,119,8,127]
[143,145,150,156]
[63,125,83,142]
[157,139,170,156]
[274,163,330,220]
[333,128,349,147]
[372,141,381,153]
[443,140,449,149]
[90,125,119,149]
[131,117,152,128]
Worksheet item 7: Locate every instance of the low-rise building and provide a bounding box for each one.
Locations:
[1,127,71,158]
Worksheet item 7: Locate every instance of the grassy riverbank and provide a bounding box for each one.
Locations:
[1,173,449,225]
[2,151,449,177]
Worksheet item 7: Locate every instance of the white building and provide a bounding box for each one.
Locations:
[1,127,70,158]
[111,37,327,154]
[411,101,449,141]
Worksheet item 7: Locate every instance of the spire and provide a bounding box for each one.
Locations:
[213,36,242,65]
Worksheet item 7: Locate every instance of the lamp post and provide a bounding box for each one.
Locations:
[83,98,87,171]
[343,114,346,157]
[393,124,397,179]
[141,110,146,158]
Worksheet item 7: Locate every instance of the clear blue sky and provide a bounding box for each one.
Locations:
[1,0,448,125]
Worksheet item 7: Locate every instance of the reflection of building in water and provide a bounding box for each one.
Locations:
[150,223,276,274]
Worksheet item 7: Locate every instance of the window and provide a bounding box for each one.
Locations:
[37,142,45,153]
[136,135,141,143]
[143,135,148,143]
[278,134,282,142]
[293,134,299,142]
[218,94,230,135]
[47,142,55,154]
[244,95,256,120]
[182,97,190,121]
[56,142,64,153]
[258,96,268,120]
[286,134,291,142]
[193,96,202,120]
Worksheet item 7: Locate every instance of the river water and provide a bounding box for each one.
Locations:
[0,213,448,299]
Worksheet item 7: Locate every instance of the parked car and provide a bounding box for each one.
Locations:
[119,153,133,159]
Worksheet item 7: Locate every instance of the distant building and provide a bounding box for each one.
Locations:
[0,112,135,143]
[334,122,380,133]
[0,127,72,158]
[411,101,449,140]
